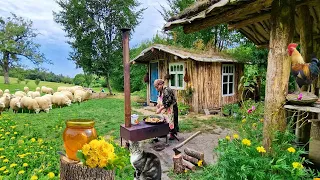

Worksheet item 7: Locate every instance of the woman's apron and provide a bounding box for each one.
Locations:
[157,93,174,131]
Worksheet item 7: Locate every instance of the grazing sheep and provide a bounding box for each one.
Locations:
[57,86,69,92]
[10,97,21,113]
[27,91,41,99]
[24,87,29,93]
[41,86,54,94]
[42,94,53,109]
[14,91,26,98]
[52,93,72,108]
[35,97,50,113]
[60,90,73,101]
[0,95,10,113]
[20,96,40,114]
[74,90,91,104]
[36,87,40,92]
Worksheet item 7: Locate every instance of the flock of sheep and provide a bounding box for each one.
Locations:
[0,86,93,114]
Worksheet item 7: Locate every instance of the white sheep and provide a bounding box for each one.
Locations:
[4,89,9,94]
[10,97,21,113]
[41,86,54,94]
[35,97,50,113]
[52,93,72,108]
[74,89,91,104]
[42,94,53,109]
[24,87,29,93]
[14,91,26,98]
[36,87,41,92]
[0,95,10,113]
[27,91,41,99]
[20,96,40,114]
[60,90,73,101]
[0,89,3,97]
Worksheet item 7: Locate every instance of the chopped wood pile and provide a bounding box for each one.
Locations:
[173,147,206,173]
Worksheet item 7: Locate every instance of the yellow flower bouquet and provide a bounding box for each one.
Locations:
[76,138,127,170]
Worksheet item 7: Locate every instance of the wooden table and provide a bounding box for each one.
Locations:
[120,121,170,146]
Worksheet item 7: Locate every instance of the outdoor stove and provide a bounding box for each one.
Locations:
[119,28,169,145]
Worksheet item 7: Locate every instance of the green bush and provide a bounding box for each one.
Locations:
[178,103,190,115]
[35,78,40,85]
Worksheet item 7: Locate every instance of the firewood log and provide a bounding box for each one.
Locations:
[182,159,196,171]
[173,154,184,174]
[184,148,204,160]
[182,154,199,165]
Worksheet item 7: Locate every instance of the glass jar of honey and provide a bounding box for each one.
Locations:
[63,119,97,160]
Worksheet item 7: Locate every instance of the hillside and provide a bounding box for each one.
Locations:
[0,76,74,92]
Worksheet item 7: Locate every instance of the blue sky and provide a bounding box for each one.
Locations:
[0,0,169,78]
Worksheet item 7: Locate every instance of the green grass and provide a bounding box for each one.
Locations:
[0,97,134,179]
[0,76,74,93]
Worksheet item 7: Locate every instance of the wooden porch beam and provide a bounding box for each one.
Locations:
[183,0,273,34]
[263,0,296,150]
[228,13,271,30]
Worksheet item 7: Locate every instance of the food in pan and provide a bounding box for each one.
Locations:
[145,117,164,123]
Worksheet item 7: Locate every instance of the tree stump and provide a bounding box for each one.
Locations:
[60,155,115,180]
[184,148,204,160]
[173,154,184,174]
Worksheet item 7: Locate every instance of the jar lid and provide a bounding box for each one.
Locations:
[66,119,95,127]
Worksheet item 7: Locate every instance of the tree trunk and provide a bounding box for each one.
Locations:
[60,155,115,180]
[105,74,113,95]
[2,52,10,84]
[263,0,295,150]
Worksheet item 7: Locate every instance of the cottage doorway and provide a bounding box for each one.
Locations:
[149,62,159,103]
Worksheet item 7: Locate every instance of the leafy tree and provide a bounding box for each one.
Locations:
[73,74,85,86]
[0,13,49,84]
[83,71,93,87]
[35,78,40,85]
[54,0,144,94]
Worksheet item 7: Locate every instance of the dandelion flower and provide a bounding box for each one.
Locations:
[287,147,296,153]
[256,146,266,153]
[3,159,9,163]
[225,136,231,141]
[31,175,38,180]
[242,139,251,146]
[252,123,257,128]
[0,166,6,171]
[14,132,17,135]
[0,156,5,159]
[3,170,8,174]
[184,169,188,173]
[10,163,17,168]
[5,132,10,135]
[198,160,203,167]
[18,170,25,174]
[48,172,55,178]
[260,118,264,122]
[242,119,246,123]
[11,137,15,140]
[10,126,16,129]
[292,162,303,169]
[233,134,239,139]
[313,178,320,180]
[31,138,36,142]
[0,148,4,151]
[23,163,28,167]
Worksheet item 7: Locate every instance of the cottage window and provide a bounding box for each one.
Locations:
[169,63,185,90]
[222,64,235,96]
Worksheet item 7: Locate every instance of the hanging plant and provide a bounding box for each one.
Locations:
[143,73,149,83]
[184,68,190,83]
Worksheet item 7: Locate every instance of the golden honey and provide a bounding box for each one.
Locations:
[63,119,97,160]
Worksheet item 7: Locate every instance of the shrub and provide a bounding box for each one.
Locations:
[35,79,40,85]
[17,75,24,84]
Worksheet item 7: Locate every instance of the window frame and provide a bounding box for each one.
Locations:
[222,64,235,96]
[169,62,185,90]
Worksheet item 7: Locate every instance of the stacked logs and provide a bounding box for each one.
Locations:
[173,148,206,173]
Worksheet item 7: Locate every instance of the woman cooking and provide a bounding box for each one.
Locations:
[154,79,179,140]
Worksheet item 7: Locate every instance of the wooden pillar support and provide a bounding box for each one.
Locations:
[309,121,320,166]
[263,0,296,150]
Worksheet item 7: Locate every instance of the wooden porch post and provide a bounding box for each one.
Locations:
[263,0,296,150]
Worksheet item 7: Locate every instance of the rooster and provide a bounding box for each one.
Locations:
[288,43,320,94]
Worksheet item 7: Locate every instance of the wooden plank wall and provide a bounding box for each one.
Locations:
[146,50,243,113]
